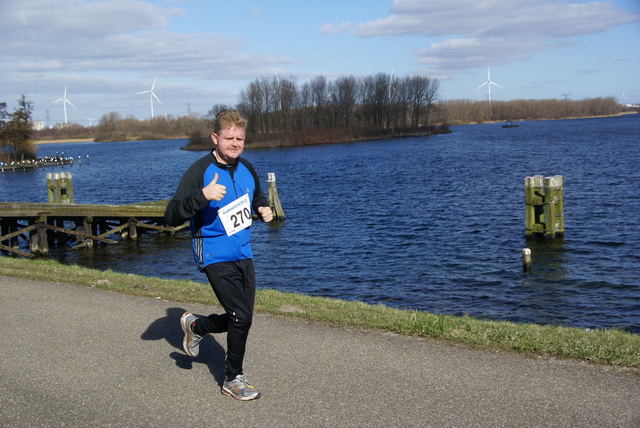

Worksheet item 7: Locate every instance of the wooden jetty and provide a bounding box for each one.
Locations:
[1,170,285,258]
[0,201,187,258]
[1,156,75,172]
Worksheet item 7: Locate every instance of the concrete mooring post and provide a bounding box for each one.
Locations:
[524,175,564,238]
[47,172,74,204]
[267,173,285,221]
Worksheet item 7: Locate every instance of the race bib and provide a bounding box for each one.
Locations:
[219,193,252,236]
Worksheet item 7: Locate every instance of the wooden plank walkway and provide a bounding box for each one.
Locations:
[0,201,188,258]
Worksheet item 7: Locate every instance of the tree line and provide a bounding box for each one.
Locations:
[31,72,446,150]
[437,96,627,124]
[235,73,440,136]
[2,71,635,161]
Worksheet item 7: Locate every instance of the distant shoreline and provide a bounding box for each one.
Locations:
[33,112,636,146]
[35,138,95,145]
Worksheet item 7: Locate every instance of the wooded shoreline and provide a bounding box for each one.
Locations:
[33,112,637,146]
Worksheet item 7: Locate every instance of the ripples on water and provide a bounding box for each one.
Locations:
[1,115,639,333]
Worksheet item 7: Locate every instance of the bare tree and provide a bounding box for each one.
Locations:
[329,75,358,132]
[309,75,328,130]
[238,79,266,133]
[405,75,439,127]
[273,74,298,132]
[360,73,390,129]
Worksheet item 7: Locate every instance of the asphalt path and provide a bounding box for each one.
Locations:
[1,275,639,427]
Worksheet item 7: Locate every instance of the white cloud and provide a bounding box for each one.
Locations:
[0,0,299,119]
[358,0,637,38]
[353,0,640,75]
[1,0,179,42]
[319,22,352,35]
[0,0,291,80]
[416,37,555,71]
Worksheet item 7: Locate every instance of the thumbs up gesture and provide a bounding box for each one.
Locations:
[202,173,226,201]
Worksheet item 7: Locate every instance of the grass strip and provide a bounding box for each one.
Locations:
[1,257,638,370]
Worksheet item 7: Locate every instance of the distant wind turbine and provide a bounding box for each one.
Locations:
[475,67,502,103]
[52,85,76,125]
[388,68,397,101]
[136,76,162,118]
[622,92,628,104]
[87,116,96,127]
[274,69,282,110]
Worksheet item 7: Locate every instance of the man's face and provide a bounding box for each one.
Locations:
[212,125,245,164]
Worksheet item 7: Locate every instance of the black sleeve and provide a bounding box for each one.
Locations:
[164,157,210,226]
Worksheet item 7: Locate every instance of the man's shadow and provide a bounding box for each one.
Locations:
[141,307,227,386]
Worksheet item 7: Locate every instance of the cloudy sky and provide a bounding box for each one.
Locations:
[1,0,638,125]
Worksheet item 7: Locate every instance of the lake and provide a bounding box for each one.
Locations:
[2,115,639,333]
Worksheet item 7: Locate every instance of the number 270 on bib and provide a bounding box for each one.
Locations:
[219,193,252,236]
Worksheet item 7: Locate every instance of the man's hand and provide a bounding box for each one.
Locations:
[202,173,226,201]
[258,206,273,223]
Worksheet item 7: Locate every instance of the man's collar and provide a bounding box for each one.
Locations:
[211,150,238,169]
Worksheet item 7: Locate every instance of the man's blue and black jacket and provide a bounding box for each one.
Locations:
[164,151,268,271]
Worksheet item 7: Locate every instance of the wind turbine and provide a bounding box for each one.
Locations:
[475,67,502,103]
[52,85,76,125]
[388,68,397,101]
[136,75,162,118]
[274,70,282,110]
[87,116,96,127]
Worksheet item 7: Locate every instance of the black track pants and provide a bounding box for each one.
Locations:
[195,259,256,381]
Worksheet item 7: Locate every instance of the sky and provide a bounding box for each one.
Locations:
[1,0,639,126]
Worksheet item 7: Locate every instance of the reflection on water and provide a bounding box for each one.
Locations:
[524,237,568,284]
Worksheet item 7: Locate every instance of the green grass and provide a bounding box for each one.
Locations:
[1,257,638,371]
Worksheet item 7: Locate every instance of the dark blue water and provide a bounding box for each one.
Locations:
[2,115,639,333]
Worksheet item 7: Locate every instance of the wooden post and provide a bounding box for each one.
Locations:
[60,172,73,203]
[54,173,62,202]
[267,173,285,221]
[545,175,564,237]
[75,222,85,244]
[525,175,564,238]
[83,216,94,248]
[524,175,544,236]
[30,232,38,254]
[128,218,138,240]
[46,173,54,203]
[37,222,49,255]
[47,172,74,203]
[68,172,74,203]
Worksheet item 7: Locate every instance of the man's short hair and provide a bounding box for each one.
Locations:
[214,109,247,134]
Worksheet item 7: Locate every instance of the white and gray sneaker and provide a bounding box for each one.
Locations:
[180,312,203,357]
[222,375,261,401]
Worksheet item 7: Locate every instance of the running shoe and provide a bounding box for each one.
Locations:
[222,375,262,401]
[180,312,203,357]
